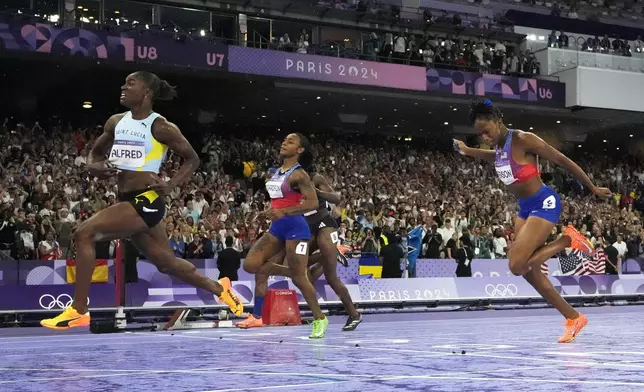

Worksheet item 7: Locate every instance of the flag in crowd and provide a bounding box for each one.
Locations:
[553,248,607,276]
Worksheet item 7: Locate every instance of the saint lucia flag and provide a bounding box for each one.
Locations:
[407,226,423,278]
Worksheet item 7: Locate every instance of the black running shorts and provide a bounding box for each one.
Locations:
[119,189,165,228]
[308,215,338,238]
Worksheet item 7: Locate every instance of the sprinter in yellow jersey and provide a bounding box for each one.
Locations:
[41,71,243,330]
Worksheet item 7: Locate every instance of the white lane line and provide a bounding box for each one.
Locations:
[0,339,182,351]
[0,363,567,386]
[195,367,644,392]
[0,355,398,374]
[170,332,644,371]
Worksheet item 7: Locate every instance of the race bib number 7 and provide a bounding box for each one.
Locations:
[295,242,308,255]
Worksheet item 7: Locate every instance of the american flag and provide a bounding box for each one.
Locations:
[555,248,607,275]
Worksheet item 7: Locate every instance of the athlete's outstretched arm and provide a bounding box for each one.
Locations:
[88,115,119,164]
[518,132,610,197]
[313,174,341,204]
[280,170,319,216]
[453,139,495,162]
[152,118,200,188]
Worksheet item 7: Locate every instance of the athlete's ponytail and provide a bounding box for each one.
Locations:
[133,71,178,102]
[295,133,314,173]
[157,80,178,101]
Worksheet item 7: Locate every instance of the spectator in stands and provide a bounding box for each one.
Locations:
[423,9,433,25]
[422,43,435,66]
[169,230,185,258]
[438,219,455,248]
[626,233,641,258]
[445,232,458,259]
[38,231,60,260]
[548,30,559,48]
[475,226,493,259]
[612,35,625,54]
[192,191,209,217]
[455,230,473,277]
[18,224,36,259]
[423,224,442,258]
[361,228,378,254]
[613,234,628,261]
[278,33,291,51]
[186,233,204,259]
[558,30,569,48]
[408,35,421,64]
[603,242,619,275]
[365,32,380,62]
[451,14,462,27]
[296,33,309,54]
[201,231,215,258]
[393,33,407,64]
[492,228,508,259]
[380,233,403,279]
[568,7,579,19]
[600,35,611,53]
[634,35,644,53]
[217,236,241,281]
[184,200,200,224]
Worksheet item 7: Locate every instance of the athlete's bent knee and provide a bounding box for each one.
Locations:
[508,256,529,276]
[244,260,260,274]
[243,248,263,273]
[73,224,95,244]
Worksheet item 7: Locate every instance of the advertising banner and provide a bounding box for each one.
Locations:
[124,260,359,307]
[1,258,641,312]
[0,19,566,105]
[426,68,566,106]
[0,21,228,71]
[359,274,644,302]
[0,284,116,311]
[228,46,427,91]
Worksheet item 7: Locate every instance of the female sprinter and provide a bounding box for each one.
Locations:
[238,166,361,332]
[453,99,611,343]
[243,133,328,338]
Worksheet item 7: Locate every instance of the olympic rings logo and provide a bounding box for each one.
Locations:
[38,294,90,310]
[484,284,518,297]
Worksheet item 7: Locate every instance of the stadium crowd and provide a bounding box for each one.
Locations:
[0,119,642,269]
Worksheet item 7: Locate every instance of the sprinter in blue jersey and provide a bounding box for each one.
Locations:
[41,71,243,330]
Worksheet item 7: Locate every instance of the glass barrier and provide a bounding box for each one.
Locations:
[159,4,210,33]
[104,0,153,26]
[541,39,644,74]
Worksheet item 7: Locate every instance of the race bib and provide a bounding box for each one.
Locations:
[295,242,308,255]
[330,231,339,244]
[542,195,556,210]
[109,140,145,168]
[495,164,516,185]
[265,180,284,199]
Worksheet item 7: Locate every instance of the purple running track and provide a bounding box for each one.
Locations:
[0,306,643,392]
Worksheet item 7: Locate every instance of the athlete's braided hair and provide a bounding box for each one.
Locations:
[468,98,503,125]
